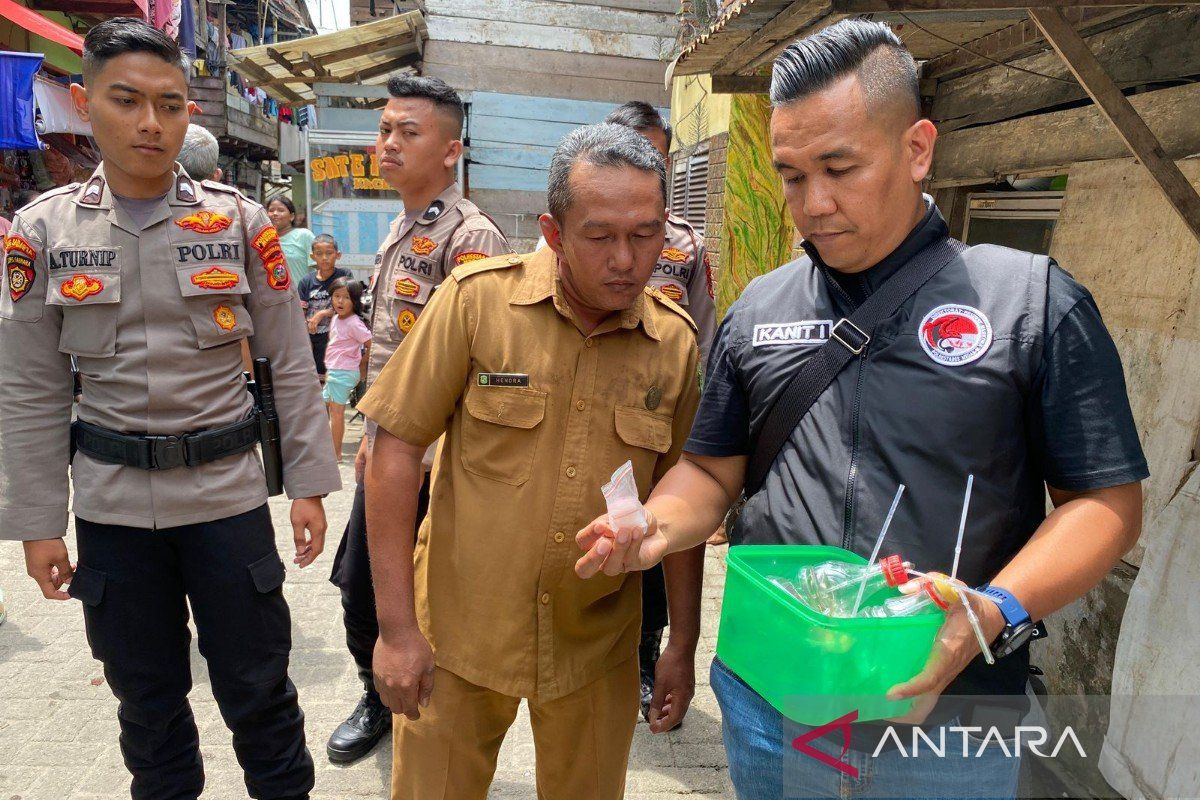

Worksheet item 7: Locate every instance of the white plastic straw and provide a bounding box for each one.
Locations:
[908,570,992,603]
[950,474,974,581]
[851,484,906,616]
[959,591,996,665]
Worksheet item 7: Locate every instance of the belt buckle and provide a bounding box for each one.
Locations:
[147,435,186,470]
[831,318,870,355]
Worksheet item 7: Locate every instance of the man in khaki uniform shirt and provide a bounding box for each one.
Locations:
[326,75,511,765]
[604,100,719,719]
[358,124,703,799]
[0,21,340,800]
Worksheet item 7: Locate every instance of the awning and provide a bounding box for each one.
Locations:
[227,10,426,105]
[672,0,1148,81]
[0,0,84,54]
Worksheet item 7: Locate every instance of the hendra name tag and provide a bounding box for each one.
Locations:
[752,320,833,347]
[478,373,530,387]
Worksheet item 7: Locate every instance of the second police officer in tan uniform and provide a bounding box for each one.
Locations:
[326,76,512,764]
[0,20,341,800]
[603,101,716,723]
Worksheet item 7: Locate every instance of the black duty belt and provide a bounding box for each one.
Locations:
[73,415,260,470]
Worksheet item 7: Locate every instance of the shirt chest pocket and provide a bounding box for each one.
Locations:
[460,384,546,486]
[611,405,673,480]
[47,250,122,358]
[175,264,255,348]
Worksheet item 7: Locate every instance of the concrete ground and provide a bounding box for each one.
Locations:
[0,418,734,799]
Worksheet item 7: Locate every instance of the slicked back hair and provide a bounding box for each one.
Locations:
[546,123,666,222]
[83,17,189,84]
[770,18,919,120]
[605,101,673,150]
[385,75,465,137]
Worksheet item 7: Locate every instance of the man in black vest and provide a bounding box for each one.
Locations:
[573,19,1146,800]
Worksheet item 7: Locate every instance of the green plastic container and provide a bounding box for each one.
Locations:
[716,545,943,725]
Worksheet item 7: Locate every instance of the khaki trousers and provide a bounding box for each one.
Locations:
[390,656,639,800]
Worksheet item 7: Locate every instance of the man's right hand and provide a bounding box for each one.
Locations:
[23,538,73,600]
[373,627,436,720]
[574,510,670,578]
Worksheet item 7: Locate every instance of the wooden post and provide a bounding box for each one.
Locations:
[1029,6,1200,243]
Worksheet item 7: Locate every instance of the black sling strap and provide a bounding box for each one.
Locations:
[744,238,968,497]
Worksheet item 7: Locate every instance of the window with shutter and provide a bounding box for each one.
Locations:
[669,145,709,236]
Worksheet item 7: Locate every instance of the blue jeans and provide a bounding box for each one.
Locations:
[711,658,1020,800]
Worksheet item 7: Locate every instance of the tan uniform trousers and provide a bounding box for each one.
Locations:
[390,655,639,800]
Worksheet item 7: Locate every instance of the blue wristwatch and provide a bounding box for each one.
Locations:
[979,585,1035,659]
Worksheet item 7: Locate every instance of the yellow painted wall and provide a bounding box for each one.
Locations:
[669,74,731,153]
[0,5,82,74]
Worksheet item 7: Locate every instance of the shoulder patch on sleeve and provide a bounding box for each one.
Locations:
[646,285,698,332]
[451,253,524,281]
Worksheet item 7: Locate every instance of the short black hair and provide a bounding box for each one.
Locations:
[312,233,339,251]
[267,196,296,215]
[83,17,189,84]
[329,276,364,317]
[771,18,918,118]
[385,75,465,137]
[605,101,672,150]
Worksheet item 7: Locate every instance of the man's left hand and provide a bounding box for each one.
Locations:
[648,641,695,734]
[290,496,327,568]
[885,587,1005,724]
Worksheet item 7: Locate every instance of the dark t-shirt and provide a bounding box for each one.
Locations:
[297,268,352,335]
[687,222,1148,494]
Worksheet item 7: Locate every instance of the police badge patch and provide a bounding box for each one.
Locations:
[251,225,291,291]
[5,235,36,302]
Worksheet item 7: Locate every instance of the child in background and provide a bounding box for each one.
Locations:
[323,277,371,462]
[297,234,352,382]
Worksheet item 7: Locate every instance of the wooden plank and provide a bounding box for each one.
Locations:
[932,9,1200,132]
[470,114,581,146]
[265,47,298,72]
[424,0,678,37]
[711,74,772,94]
[1029,6,1200,242]
[470,142,556,171]
[428,62,669,106]
[470,162,548,192]
[468,187,547,217]
[920,7,1145,81]
[710,0,831,75]
[838,0,1198,9]
[423,39,670,84]
[468,91,667,126]
[425,16,670,61]
[931,81,1200,184]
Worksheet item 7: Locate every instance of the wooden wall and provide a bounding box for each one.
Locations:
[421,1,679,246]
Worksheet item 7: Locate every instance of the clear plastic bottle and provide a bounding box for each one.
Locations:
[778,555,910,617]
[860,576,959,618]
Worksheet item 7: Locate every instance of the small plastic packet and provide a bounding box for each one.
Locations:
[602,460,647,533]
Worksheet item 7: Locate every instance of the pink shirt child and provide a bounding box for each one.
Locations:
[324,313,371,372]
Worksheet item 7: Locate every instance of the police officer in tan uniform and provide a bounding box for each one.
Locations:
[326,75,511,765]
[603,101,715,723]
[0,20,340,800]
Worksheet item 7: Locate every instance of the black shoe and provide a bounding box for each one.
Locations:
[326,690,392,764]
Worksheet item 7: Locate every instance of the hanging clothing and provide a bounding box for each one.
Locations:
[0,52,44,150]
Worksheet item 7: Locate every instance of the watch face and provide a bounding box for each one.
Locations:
[995,623,1035,658]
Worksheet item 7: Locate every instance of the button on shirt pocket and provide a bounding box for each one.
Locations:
[176,264,254,348]
[49,264,122,357]
[612,405,673,481]
[461,384,547,486]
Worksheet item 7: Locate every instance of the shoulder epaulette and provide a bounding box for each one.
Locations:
[452,253,524,281]
[646,285,698,332]
[20,183,79,211]
[201,179,253,203]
